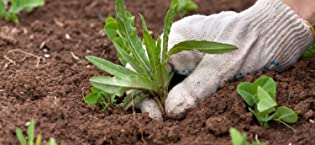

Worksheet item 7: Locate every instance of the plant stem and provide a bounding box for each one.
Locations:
[274,119,296,132]
[153,97,165,114]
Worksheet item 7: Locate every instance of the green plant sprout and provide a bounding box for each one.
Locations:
[230,128,265,145]
[237,76,298,130]
[84,0,237,112]
[303,43,315,58]
[0,0,45,23]
[16,119,57,145]
[175,0,198,17]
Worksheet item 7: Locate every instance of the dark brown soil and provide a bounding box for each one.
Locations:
[1,0,314,145]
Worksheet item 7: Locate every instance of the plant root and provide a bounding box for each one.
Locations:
[3,49,44,69]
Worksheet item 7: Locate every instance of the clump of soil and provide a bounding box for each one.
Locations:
[1,0,314,145]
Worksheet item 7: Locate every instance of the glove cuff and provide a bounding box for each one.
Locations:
[241,0,314,67]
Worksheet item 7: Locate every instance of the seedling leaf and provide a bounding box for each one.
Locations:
[275,106,298,123]
[229,128,249,145]
[237,76,298,130]
[254,76,276,99]
[105,17,119,40]
[237,82,256,106]
[84,93,100,105]
[45,138,57,145]
[257,87,277,112]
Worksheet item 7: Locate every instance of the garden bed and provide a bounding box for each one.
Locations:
[0,0,314,144]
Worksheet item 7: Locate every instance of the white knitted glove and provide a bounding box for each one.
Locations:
[138,0,314,120]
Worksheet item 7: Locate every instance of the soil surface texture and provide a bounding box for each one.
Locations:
[1,0,314,145]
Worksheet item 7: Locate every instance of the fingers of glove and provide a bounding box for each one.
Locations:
[166,52,244,119]
[167,12,239,75]
[168,50,204,75]
[136,98,163,121]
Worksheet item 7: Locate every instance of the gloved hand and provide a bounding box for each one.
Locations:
[138,0,314,120]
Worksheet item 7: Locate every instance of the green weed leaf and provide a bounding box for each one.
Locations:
[162,0,177,64]
[87,0,237,112]
[168,40,237,59]
[35,134,42,145]
[90,76,158,91]
[16,128,27,145]
[86,56,139,77]
[303,44,315,58]
[27,119,35,145]
[115,0,150,72]
[175,0,198,17]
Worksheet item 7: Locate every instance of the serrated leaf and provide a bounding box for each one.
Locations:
[229,128,249,145]
[275,106,298,123]
[237,82,256,106]
[140,14,158,74]
[16,128,27,145]
[254,76,276,99]
[168,40,237,58]
[86,56,138,78]
[115,0,150,73]
[114,43,146,74]
[162,0,177,64]
[257,87,277,112]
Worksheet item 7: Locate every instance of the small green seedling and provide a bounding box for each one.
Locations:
[16,119,57,145]
[230,128,265,145]
[175,0,198,17]
[303,43,315,58]
[85,0,237,112]
[0,0,45,23]
[237,76,298,130]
